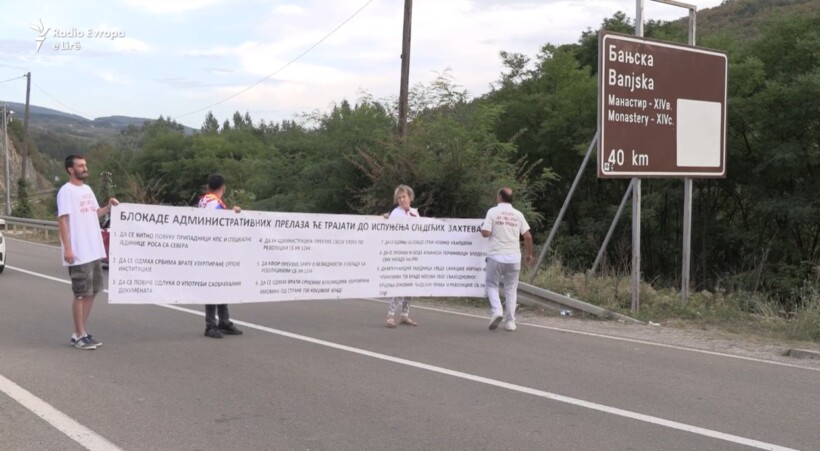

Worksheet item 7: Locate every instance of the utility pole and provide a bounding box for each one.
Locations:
[22,72,31,182]
[2,105,12,216]
[397,0,413,137]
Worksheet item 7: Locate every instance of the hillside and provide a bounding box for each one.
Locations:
[0,127,53,197]
[681,0,819,40]
[0,101,195,161]
[1,101,153,134]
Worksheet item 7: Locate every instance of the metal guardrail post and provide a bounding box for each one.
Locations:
[528,131,599,283]
[590,179,635,275]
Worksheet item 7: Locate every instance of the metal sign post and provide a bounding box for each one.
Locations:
[642,1,700,305]
[632,0,643,313]
[528,132,598,283]
[681,3,697,303]
[598,1,726,312]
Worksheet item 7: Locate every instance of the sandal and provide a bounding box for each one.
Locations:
[400,316,418,326]
[385,316,397,328]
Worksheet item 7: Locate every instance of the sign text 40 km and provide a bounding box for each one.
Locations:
[598,32,727,178]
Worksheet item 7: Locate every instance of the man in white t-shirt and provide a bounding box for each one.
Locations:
[480,187,533,331]
[57,155,118,350]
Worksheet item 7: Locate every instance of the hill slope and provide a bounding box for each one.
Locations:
[0,101,195,161]
[683,0,819,41]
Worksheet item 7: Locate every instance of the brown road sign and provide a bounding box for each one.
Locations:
[598,32,727,178]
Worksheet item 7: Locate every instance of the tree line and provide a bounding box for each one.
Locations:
[32,10,818,311]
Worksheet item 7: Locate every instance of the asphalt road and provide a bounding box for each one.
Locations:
[1,238,818,451]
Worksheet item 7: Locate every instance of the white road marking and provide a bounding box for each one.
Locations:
[0,374,124,451]
[6,264,801,451]
[360,298,820,373]
[160,304,798,451]
[9,239,819,373]
[7,266,68,284]
[5,236,61,249]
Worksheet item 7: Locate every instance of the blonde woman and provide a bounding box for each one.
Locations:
[385,184,420,328]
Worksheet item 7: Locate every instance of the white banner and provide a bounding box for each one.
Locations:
[109,203,490,304]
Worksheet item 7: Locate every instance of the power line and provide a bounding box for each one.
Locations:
[0,75,25,85]
[175,0,374,120]
[30,79,92,119]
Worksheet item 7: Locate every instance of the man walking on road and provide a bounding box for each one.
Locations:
[480,187,533,332]
[198,174,244,339]
[57,155,118,350]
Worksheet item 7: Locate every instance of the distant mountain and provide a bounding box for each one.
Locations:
[0,101,196,167]
[1,101,87,123]
[0,101,195,135]
[92,115,160,129]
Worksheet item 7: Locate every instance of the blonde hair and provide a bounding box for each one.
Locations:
[393,184,415,203]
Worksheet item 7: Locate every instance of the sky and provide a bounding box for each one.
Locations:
[0,0,724,129]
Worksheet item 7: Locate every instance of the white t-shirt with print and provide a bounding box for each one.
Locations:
[481,203,530,259]
[57,183,105,266]
[389,206,419,219]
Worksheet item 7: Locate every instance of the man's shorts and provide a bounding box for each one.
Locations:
[68,259,103,298]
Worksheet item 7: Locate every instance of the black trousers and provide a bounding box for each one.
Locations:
[205,304,231,327]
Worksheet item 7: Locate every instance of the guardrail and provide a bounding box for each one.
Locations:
[517,282,643,324]
[0,215,641,323]
[0,216,58,229]
[0,215,59,241]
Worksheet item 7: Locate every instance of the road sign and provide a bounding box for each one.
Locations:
[598,32,727,178]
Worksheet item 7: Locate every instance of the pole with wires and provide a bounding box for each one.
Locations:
[397,0,413,138]
[22,72,31,183]
[2,104,11,216]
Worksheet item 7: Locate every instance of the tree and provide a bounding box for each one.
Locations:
[349,77,544,224]
[11,178,32,218]
[201,111,220,134]
[718,13,820,300]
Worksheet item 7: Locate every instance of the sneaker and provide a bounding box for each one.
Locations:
[84,335,103,347]
[504,321,517,331]
[74,336,98,350]
[488,315,503,330]
[204,326,224,339]
[218,323,243,335]
[71,334,102,347]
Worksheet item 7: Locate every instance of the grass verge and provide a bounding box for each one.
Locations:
[529,260,820,343]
